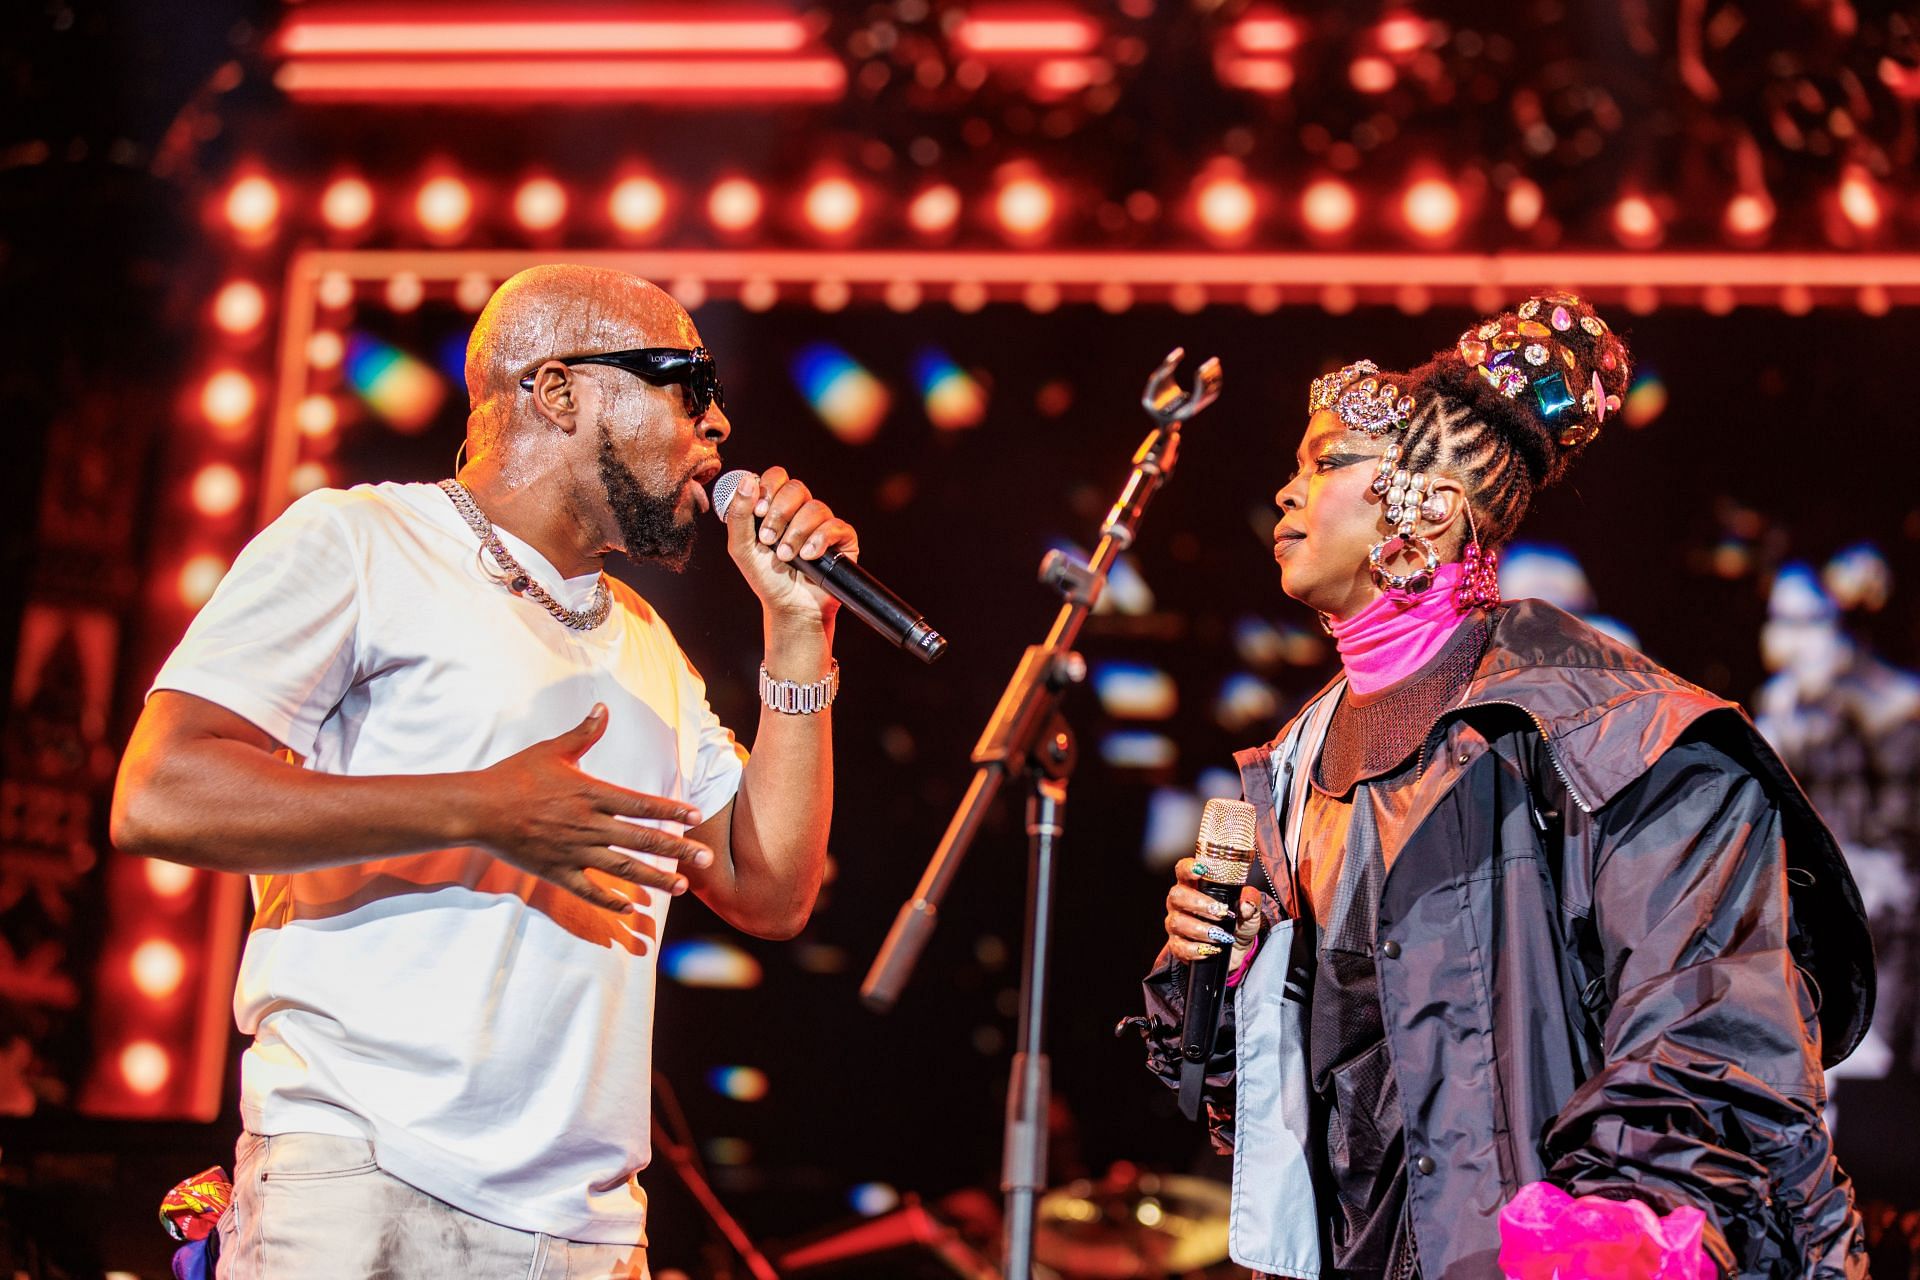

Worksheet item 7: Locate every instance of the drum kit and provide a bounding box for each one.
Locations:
[770,1164,1236,1280]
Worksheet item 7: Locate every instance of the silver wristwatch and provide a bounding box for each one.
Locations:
[759,661,840,714]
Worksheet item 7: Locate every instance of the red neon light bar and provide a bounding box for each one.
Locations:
[953,11,1101,55]
[276,57,848,102]
[276,13,811,55]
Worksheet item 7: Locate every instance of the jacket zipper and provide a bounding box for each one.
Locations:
[1418,698,1594,815]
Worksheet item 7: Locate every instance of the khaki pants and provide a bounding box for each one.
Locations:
[215,1132,650,1279]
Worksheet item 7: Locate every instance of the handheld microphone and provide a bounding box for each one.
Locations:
[712,470,948,664]
[1178,797,1258,1121]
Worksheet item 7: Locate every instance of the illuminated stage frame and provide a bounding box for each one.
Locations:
[264,245,1920,518]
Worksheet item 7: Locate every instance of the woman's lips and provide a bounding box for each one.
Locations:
[1273,532,1304,560]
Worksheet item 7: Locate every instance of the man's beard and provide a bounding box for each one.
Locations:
[598,429,697,572]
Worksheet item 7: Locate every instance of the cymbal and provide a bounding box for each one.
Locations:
[1037,1170,1231,1275]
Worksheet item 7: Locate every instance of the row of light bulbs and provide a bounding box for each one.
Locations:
[216,161,1898,251]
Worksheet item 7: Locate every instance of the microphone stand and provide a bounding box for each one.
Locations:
[861,349,1222,1278]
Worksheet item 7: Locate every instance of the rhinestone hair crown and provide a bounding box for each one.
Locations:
[1307,359,1417,437]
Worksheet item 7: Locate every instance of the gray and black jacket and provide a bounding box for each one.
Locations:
[1142,600,1875,1279]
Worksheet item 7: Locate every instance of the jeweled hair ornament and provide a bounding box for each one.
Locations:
[1307,359,1417,437]
[1452,293,1629,448]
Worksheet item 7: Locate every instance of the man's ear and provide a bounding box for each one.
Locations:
[525,362,581,435]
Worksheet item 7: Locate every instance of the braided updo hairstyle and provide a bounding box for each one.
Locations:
[1387,294,1631,549]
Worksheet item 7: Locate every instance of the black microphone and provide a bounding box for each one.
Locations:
[1178,797,1258,1122]
[712,470,948,664]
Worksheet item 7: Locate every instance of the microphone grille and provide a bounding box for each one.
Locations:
[711,469,753,524]
[1197,797,1257,856]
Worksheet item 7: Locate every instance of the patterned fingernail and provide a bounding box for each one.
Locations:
[1208,926,1236,946]
[1192,862,1211,878]
[1194,943,1223,958]
[1210,901,1234,919]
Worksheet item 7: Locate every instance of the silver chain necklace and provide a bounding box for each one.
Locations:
[439,479,612,631]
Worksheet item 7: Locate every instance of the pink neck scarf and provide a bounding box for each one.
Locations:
[1328,561,1471,695]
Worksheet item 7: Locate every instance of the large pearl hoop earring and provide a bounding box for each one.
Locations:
[1368,464,1439,593]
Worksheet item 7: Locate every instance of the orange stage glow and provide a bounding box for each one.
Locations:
[708,178,764,232]
[1402,177,1461,241]
[1838,167,1883,232]
[1194,173,1257,243]
[277,58,847,102]
[190,464,245,518]
[201,371,258,433]
[1724,192,1775,240]
[1217,57,1294,94]
[1505,179,1544,230]
[1301,178,1358,236]
[321,176,375,232]
[513,178,568,233]
[952,13,1101,56]
[120,1042,172,1095]
[224,175,281,240]
[995,176,1056,240]
[177,555,228,610]
[1612,194,1663,248]
[277,15,810,54]
[1375,13,1428,55]
[297,395,339,438]
[416,175,474,241]
[131,940,187,1000]
[144,860,198,898]
[609,176,668,236]
[802,177,864,237]
[212,281,267,335]
[908,185,962,237]
[1233,11,1301,53]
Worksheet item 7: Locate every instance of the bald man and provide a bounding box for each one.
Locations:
[112,265,858,1277]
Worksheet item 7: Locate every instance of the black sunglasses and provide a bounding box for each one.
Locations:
[519,346,726,417]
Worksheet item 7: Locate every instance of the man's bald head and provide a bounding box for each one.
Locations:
[464,265,697,444]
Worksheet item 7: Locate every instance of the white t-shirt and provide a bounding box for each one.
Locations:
[151,481,747,1244]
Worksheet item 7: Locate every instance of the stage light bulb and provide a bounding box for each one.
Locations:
[803,177,862,236]
[131,940,186,999]
[610,176,667,235]
[178,554,228,609]
[1234,12,1300,53]
[513,178,567,232]
[416,175,473,240]
[908,184,961,236]
[1611,194,1662,247]
[708,178,763,232]
[1376,12,1426,54]
[1402,177,1460,241]
[1724,192,1774,239]
[1838,167,1882,231]
[320,176,374,232]
[1349,55,1394,93]
[995,176,1055,240]
[307,331,345,370]
[120,1041,171,1095]
[1301,178,1357,236]
[212,281,267,335]
[190,464,244,518]
[201,371,257,433]
[1505,179,1543,230]
[289,462,330,496]
[297,395,338,438]
[385,272,424,312]
[224,175,280,239]
[1195,174,1257,242]
[145,860,196,897]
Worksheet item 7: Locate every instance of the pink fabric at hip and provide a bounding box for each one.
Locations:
[1328,561,1471,695]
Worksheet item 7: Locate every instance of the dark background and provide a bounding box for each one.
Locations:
[3,0,1919,1274]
